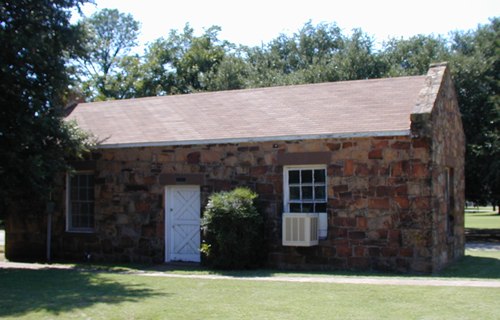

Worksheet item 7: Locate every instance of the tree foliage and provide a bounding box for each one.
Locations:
[0,0,94,216]
[140,24,228,95]
[77,8,140,100]
[381,34,450,76]
[449,18,499,207]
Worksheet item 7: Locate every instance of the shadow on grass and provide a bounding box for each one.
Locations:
[0,268,164,318]
[466,212,499,217]
[80,251,500,280]
[437,254,500,279]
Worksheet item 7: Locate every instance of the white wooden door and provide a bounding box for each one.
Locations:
[165,186,201,262]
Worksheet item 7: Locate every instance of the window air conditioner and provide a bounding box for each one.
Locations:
[282,212,319,246]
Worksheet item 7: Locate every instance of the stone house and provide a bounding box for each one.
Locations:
[5,63,465,273]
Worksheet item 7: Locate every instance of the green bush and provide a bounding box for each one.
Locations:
[201,187,265,269]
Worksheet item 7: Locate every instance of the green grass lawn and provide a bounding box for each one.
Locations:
[1,250,499,320]
[465,206,500,229]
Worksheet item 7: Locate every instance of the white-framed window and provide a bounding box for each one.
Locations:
[283,165,327,213]
[66,172,95,232]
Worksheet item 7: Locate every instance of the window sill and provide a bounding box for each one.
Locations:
[65,229,95,234]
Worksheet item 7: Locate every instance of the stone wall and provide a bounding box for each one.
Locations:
[35,134,440,272]
[411,64,465,272]
[429,67,465,270]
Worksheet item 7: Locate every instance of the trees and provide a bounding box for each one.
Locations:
[380,34,450,76]
[77,8,140,100]
[449,18,499,210]
[141,24,228,95]
[0,0,93,218]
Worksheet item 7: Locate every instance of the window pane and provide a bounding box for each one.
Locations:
[302,203,314,213]
[71,185,78,200]
[79,188,88,201]
[315,203,327,212]
[289,170,300,184]
[71,203,80,215]
[71,176,78,188]
[69,173,95,231]
[314,169,326,183]
[301,170,312,183]
[290,203,301,212]
[289,186,300,200]
[315,186,326,200]
[302,186,313,200]
[77,175,86,188]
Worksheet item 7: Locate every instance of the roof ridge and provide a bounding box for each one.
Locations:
[75,74,428,108]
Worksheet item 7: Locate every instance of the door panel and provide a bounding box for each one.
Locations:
[165,186,200,262]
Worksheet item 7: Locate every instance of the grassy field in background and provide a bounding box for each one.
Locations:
[0,250,499,319]
[465,206,500,229]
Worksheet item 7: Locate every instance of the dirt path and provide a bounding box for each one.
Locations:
[137,271,500,288]
[1,260,499,288]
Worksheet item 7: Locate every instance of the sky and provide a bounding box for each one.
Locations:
[77,0,499,48]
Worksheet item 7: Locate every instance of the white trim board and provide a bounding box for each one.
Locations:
[94,130,411,149]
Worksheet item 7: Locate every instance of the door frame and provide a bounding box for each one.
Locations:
[164,185,201,263]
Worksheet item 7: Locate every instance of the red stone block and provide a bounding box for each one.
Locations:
[399,247,414,257]
[376,186,392,197]
[339,191,352,199]
[349,231,366,240]
[368,149,383,159]
[156,223,164,238]
[336,245,351,257]
[334,217,356,227]
[381,165,391,176]
[344,160,354,176]
[394,196,409,209]
[394,185,408,195]
[349,257,370,269]
[411,138,430,149]
[354,246,366,257]
[332,227,348,238]
[355,163,370,176]
[342,142,354,149]
[391,141,411,149]
[327,143,341,151]
[333,184,349,193]
[250,166,268,177]
[368,198,390,209]
[411,162,429,178]
[135,201,151,213]
[391,161,403,177]
[388,230,401,243]
[330,199,346,209]
[141,225,155,238]
[256,183,274,195]
[187,151,201,164]
[413,197,431,210]
[333,239,349,246]
[377,229,388,239]
[381,247,398,257]
[373,140,389,149]
[327,165,340,176]
[356,216,368,230]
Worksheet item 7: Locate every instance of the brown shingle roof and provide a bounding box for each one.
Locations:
[66,75,428,148]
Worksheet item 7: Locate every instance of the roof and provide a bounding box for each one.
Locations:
[66,70,439,149]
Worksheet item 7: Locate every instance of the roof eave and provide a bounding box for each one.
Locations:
[94,129,411,149]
